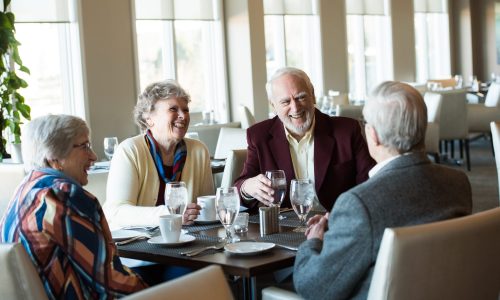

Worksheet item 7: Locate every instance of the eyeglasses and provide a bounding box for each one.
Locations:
[73,142,93,153]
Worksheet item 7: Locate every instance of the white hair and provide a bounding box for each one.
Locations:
[363,81,427,153]
[22,114,89,172]
[265,67,315,101]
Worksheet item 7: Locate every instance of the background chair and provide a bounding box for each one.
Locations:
[367,207,500,300]
[123,265,233,300]
[220,149,247,188]
[432,89,470,170]
[86,171,109,205]
[423,92,443,162]
[238,105,256,129]
[468,82,500,150]
[335,104,364,121]
[262,286,303,300]
[0,163,25,217]
[187,122,241,157]
[214,127,247,160]
[0,243,48,300]
[490,121,500,203]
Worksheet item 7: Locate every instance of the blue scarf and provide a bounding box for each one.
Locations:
[144,130,187,183]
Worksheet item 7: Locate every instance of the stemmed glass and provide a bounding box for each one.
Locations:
[165,181,188,215]
[216,187,240,243]
[290,179,315,232]
[265,170,287,218]
[103,137,118,161]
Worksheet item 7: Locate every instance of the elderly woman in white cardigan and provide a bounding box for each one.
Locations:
[104,80,214,229]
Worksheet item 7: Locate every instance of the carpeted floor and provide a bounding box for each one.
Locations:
[440,136,499,213]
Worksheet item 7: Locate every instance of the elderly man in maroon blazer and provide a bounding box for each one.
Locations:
[234,67,375,212]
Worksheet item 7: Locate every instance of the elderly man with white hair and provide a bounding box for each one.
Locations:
[293,81,472,300]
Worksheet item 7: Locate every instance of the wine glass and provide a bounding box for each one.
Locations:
[103,137,118,161]
[165,181,188,215]
[265,170,287,219]
[290,179,315,232]
[216,187,240,243]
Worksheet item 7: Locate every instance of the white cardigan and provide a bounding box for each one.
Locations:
[103,135,214,229]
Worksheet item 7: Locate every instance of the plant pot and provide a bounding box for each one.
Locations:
[10,143,23,164]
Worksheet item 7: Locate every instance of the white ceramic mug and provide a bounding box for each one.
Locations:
[159,214,182,243]
[197,195,217,221]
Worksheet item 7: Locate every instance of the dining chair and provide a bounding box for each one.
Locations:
[86,171,108,205]
[239,105,256,129]
[490,121,500,204]
[367,207,500,300]
[123,265,234,300]
[214,127,247,159]
[432,89,470,170]
[0,163,25,217]
[0,243,48,300]
[220,149,247,188]
[468,82,500,153]
[423,92,443,163]
[335,104,364,121]
[187,122,241,157]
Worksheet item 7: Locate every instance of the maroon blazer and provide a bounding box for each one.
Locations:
[234,109,375,212]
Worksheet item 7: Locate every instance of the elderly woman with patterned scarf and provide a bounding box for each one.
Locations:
[0,114,147,298]
[103,80,214,229]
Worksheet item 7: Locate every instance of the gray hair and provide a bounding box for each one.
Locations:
[22,114,89,172]
[265,67,315,101]
[363,81,427,153]
[134,80,191,130]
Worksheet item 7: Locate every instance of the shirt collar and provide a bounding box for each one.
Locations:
[368,154,401,178]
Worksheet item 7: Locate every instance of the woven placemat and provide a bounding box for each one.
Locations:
[249,210,326,228]
[117,234,223,257]
[183,222,223,233]
[257,231,306,249]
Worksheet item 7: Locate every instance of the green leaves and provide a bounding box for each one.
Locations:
[0,2,30,158]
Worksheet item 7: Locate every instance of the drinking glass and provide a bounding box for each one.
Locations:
[290,179,315,232]
[165,181,188,215]
[216,187,240,243]
[265,170,287,219]
[103,137,118,161]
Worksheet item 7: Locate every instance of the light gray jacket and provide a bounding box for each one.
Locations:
[293,152,472,300]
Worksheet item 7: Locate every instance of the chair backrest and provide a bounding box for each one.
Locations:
[188,122,241,157]
[0,163,26,217]
[424,92,442,123]
[431,89,468,139]
[331,93,349,106]
[86,171,108,205]
[485,82,500,108]
[239,105,256,129]
[490,122,500,203]
[123,265,233,300]
[335,104,364,121]
[220,149,247,188]
[367,207,500,300]
[0,243,48,300]
[214,127,247,159]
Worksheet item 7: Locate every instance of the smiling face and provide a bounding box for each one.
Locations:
[147,97,190,144]
[59,133,97,186]
[270,74,316,138]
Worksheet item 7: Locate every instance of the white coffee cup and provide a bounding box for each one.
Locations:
[197,195,216,221]
[159,214,183,243]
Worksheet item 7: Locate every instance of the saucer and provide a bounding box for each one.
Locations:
[224,242,275,256]
[111,229,144,241]
[147,234,195,246]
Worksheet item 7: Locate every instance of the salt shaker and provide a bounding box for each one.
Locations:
[259,206,279,236]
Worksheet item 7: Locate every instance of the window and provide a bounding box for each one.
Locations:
[9,0,84,120]
[346,0,393,100]
[414,0,451,82]
[263,0,323,96]
[135,0,228,123]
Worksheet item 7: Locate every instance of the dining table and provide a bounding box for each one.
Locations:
[116,210,323,300]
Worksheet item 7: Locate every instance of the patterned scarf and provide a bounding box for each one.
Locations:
[145,129,187,183]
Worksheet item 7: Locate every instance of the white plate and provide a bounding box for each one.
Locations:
[147,234,196,246]
[194,219,220,225]
[224,242,275,256]
[111,229,144,241]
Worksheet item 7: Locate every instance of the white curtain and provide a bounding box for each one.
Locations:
[135,0,219,20]
[263,0,319,15]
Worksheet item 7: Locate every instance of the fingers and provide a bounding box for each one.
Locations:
[243,175,275,206]
[182,203,201,225]
[305,214,328,239]
[306,214,323,226]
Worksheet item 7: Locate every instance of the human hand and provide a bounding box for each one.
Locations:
[183,202,201,225]
[305,213,329,239]
[241,174,275,206]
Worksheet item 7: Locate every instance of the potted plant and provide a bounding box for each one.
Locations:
[0,0,30,162]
